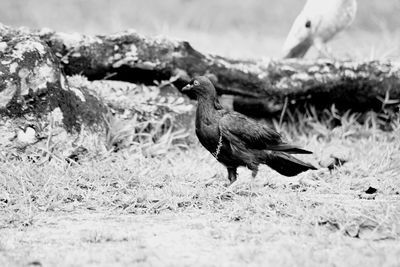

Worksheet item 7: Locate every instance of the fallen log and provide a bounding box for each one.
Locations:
[0,22,399,157]
[28,26,400,114]
[0,24,194,158]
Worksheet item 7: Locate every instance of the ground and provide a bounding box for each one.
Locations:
[1,114,400,266]
[1,0,400,266]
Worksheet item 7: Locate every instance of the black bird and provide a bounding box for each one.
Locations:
[182,76,317,184]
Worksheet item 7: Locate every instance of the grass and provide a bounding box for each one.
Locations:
[1,108,400,266]
[1,0,400,266]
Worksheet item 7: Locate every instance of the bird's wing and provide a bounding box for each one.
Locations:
[219,112,313,153]
[219,112,283,150]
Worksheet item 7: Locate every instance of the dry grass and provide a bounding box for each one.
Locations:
[1,1,400,266]
[1,108,400,266]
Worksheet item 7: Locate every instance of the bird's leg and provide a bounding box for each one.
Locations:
[226,167,237,186]
[249,166,259,198]
[251,168,258,179]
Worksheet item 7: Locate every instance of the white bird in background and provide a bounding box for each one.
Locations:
[282,0,357,58]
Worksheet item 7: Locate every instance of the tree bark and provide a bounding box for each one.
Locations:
[29,27,400,113]
[0,24,107,131]
[0,24,194,157]
[0,22,398,156]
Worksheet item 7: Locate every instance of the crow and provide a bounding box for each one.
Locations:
[283,0,357,58]
[182,76,317,185]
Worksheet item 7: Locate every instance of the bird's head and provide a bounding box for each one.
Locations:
[182,76,217,100]
[282,15,314,58]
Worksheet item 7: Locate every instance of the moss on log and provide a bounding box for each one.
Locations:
[0,24,194,157]
[28,27,400,114]
[0,24,107,132]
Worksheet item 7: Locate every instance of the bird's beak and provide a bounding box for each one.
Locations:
[182,84,193,91]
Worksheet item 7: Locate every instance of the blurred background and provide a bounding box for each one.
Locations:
[1,0,399,59]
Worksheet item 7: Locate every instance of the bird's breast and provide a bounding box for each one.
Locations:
[195,121,220,152]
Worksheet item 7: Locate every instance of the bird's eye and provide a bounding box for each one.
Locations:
[193,80,200,86]
[305,20,311,28]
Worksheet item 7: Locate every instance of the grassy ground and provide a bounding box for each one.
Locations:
[1,111,400,266]
[1,0,400,266]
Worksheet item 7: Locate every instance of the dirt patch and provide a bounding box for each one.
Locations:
[1,208,400,267]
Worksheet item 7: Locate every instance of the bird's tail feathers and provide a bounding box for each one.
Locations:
[265,152,317,177]
[268,144,313,154]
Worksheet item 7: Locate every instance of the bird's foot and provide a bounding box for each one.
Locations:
[225,179,242,188]
[225,180,260,198]
[223,181,232,187]
[222,179,237,187]
[248,179,261,198]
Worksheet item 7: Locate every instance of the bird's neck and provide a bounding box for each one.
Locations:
[196,95,221,124]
